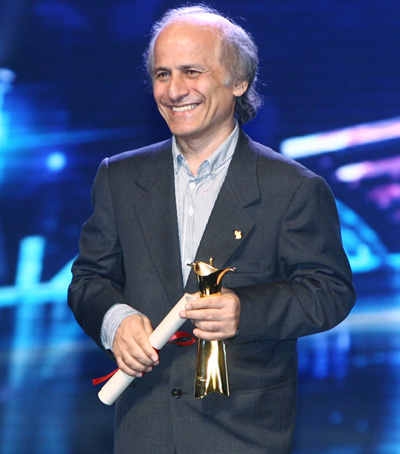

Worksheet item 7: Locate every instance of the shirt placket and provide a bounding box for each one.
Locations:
[181,164,210,285]
[185,177,196,267]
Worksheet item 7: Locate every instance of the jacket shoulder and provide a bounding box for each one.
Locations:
[106,138,172,167]
[243,134,318,183]
[95,138,172,187]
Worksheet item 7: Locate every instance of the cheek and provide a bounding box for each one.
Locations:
[153,84,164,103]
[203,80,231,103]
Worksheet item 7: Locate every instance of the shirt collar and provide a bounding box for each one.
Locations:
[172,121,239,178]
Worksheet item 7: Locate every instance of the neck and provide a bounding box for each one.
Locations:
[176,123,235,176]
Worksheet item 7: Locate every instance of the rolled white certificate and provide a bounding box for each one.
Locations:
[98,293,195,405]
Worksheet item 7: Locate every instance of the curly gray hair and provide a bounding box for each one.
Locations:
[144,4,262,124]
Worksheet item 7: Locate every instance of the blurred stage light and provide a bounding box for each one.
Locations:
[0,68,15,100]
[46,151,66,171]
[0,235,74,309]
[336,156,400,183]
[281,116,400,158]
[0,68,16,144]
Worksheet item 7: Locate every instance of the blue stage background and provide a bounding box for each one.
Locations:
[0,1,399,453]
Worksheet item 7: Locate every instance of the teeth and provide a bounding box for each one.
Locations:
[172,104,198,112]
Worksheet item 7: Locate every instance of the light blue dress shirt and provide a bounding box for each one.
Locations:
[100,123,239,351]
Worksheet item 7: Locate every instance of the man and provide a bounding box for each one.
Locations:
[68,5,355,453]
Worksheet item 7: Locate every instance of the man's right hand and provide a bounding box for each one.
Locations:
[112,314,159,377]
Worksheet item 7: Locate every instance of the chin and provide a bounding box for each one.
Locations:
[168,124,199,139]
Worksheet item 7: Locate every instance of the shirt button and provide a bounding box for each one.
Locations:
[189,182,196,190]
[171,387,183,399]
[188,207,194,216]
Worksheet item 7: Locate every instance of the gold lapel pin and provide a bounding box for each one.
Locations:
[234,230,242,240]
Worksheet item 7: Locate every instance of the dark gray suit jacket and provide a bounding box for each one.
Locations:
[68,130,355,453]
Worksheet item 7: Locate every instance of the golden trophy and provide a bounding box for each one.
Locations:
[189,258,235,399]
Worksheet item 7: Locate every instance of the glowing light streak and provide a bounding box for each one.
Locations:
[336,200,387,273]
[281,116,400,158]
[0,127,137,152]
[0,236,73,308]
[16,236,45,286]
[340,308,400,331]
[336,156,400,183]
[0,68,15,146]
[3,236,75,388]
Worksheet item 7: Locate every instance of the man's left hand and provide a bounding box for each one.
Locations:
[179,288,240,340]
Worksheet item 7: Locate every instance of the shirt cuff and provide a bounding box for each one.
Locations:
[100,304,143,351]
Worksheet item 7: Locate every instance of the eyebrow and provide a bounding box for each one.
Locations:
[153,63,207,74]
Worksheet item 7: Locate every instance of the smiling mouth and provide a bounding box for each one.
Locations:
[171,104,198,112]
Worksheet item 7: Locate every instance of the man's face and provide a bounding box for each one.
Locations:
[152,20,246,145]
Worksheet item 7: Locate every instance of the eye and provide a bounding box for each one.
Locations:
[186,69,201,76]
[155,71,169,80]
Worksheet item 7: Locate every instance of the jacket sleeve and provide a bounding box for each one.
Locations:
[68,159,127,350]
[232,175,356,343]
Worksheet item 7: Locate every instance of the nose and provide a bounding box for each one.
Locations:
[167,73,189,102]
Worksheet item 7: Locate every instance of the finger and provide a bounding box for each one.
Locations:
[192,319,234,334]
[179,307,220,323]
[122,315,159,362]
[130,334,160,365]
[116,357,152,377]
[115,345,152,370]
[192,315,239,337]
[184,295,223,311]
[116,360,151,377]
[115,341,157,374]
[113,335,158,369]
[136,326,159,362]
[192,328,227,341]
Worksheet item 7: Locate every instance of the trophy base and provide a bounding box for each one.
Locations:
[194,339,230,399]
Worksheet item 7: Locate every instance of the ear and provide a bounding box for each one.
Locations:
[233,80,248,97]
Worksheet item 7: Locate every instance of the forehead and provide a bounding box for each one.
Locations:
[154,19,224,64]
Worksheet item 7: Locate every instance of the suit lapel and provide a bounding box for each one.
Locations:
[133,141,184,306]
[131,132,261,299]
[185,131,260,292]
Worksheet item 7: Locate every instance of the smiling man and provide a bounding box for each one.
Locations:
[151,16,248,173]
[68,5,355,454]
